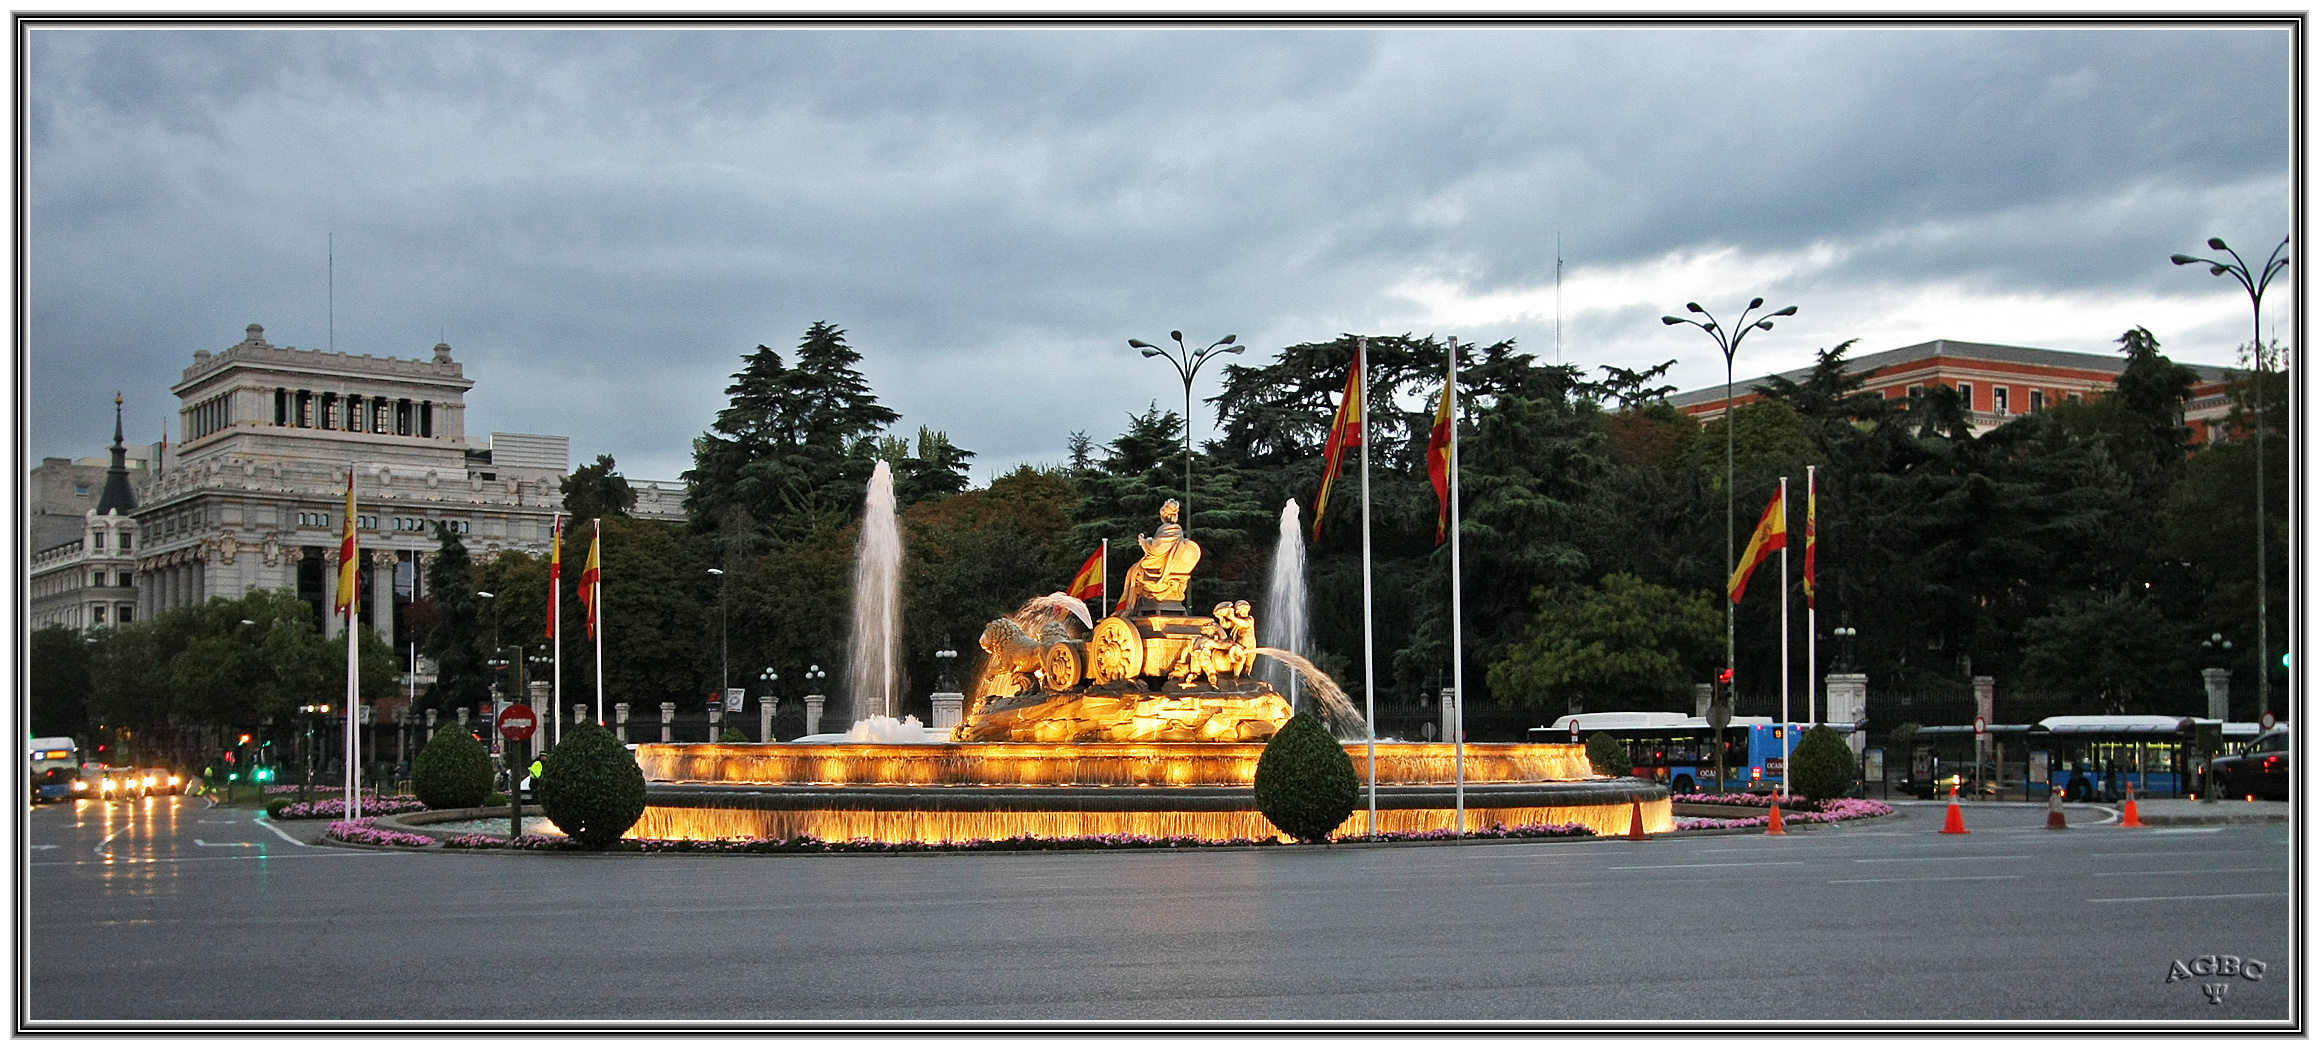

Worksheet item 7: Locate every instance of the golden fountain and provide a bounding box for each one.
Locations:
[632,500,1672,843]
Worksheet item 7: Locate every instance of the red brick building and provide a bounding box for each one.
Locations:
[1668,338,2238,442]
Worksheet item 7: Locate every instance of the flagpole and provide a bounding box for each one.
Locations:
[1447,337,1466,836]
[593,518,604,725]
[1779,475,1790,801]
[345,464,361,820]
[1807,465,1817,728]
[553,515,563,746]
[1358,336,1377,839]
[1101,538,1109,618]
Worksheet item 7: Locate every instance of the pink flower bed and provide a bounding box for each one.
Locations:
[274,795,428,820]
[1674,797,1892,830]
[326,817,438,848]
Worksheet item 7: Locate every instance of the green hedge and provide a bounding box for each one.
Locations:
[538,724,648,850]
[1253,712,1359,843]
[412,727,494,810]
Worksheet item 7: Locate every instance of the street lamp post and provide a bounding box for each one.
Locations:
[2171,236,2288,719]
[707,567,728,692]
[1661,298,1797,721]
[1128,330,1244,525]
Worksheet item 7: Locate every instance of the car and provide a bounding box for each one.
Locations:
[2210,728,2289,801]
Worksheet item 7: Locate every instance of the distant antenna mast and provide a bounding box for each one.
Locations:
[328,233,335,353]
[1555,232,1564,365]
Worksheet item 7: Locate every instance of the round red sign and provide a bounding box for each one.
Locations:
[497,703,538,741]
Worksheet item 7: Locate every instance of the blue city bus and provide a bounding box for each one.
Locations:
[2025,715,2276,801]
[29,737,80,802]
[1531,712,1852,795]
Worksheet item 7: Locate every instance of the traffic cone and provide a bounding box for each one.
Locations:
[2046,789,2068,830]
[2121,781,2144,827]
[1765,799,1787,835]
[1940,785,1970,834]
[1626,796,1649,841]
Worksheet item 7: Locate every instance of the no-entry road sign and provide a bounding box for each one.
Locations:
[497,704,538,741]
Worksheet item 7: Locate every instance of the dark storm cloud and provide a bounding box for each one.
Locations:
[26,24,2290,482]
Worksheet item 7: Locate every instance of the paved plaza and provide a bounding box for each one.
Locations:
[24,795,2292,1025]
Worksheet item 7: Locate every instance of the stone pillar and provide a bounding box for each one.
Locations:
[370,552,396,646]
[930,692,964,731]
[708,698,723,742]
[425,707,438,740]
[659,702,675,743]
[759,699,775,743]
[574,704,589,732]
[1439,687,1459,744]
[2203,667,2232,722]
[804,694,826,737]
[321,552,342,640]
[455,707,470,731]
[614,702,630,744]
[1973,675,1995,727]
[1694,683,1714,718]
[528,680,552,744]
[1825,673,1868,756]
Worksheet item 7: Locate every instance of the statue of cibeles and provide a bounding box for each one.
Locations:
[1115,498,1202,611]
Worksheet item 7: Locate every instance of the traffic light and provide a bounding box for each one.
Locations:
[254,767,273,782]
[223,750,236,765]
[238,734,252,745]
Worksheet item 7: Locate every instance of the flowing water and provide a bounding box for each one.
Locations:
[847,460,903,724]
[1261,499,1309,713]
[1254,647,1368,740]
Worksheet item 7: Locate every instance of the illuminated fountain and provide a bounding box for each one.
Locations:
[845,459,903,725]
[1262,498,1310,714]
[631,499,1672,843]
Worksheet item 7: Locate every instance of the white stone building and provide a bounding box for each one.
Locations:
[132,324,571,650]
[28,397,148,631]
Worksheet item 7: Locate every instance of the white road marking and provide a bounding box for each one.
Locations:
[1830,875,2024,884]
[193,839,260,848]
[1606,861,1806,870]
[2148,827,2226,835]
[252,817,315,847]
[2085,892,2288,904]
[28,844,58,850]
[1853,854,2031,864]
[2089,867,2284,878]
[2091,848,2269,858]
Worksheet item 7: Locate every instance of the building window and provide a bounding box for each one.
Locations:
[1993,387,2009,415]
[346,395,363,433]
[74,484,88,496]
[321,392,338,430]
[90,605,106,625]
[296,390,312,427]
[1956,383,1973,411]
[275,388,289,426]
[2029,390,2045,412]
[91,532,104,550]
[359,514,378,530]
[90,571,105,587]
[420,401,433,438]
[117,571,132,588]
[118,532,131,551]
[299,511,332,529]
[396,399,412,436]
[2066,392,2081,403]
[1906,384,1924,399]
[116,606,133,624]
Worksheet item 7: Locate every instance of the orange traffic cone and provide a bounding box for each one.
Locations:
[1765,799,1787,835]
[2046,789,2068,830]
[1626,796,1649,841]
[1940,785,1970,834]
[2120,781,2144,827]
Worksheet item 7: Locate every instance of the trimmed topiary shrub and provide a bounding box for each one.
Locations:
[719,726,750,743]
[413,727,494,810]
[1585,731,1633,777]
[538,723,648,850]
[1791,724,1857,800]
[1253,712,1360,843]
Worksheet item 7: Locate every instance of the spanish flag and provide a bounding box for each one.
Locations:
[1066,542,1105,605]
[546,516,562,639]
[578,520,602,639]
[1312,345,1363,542]
[335,466,359,617]
[1728,489,1786,604]
[1803,474,1816,609]
[1427,376,1454,545]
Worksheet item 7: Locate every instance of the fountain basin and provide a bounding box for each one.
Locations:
[631,741,1670,843]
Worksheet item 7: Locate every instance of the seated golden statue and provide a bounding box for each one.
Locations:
[1116,499,1202,610]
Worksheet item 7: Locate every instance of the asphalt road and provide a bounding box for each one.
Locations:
[23,795,2293,1026]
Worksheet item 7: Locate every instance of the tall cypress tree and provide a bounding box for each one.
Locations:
[685,322,900,538]
[423,523,491,716]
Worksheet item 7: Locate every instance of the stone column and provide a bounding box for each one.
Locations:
[528,679,551,722]
[1825,673,1869,756]
[370,552,396,646]
[614,702,630,744]
[1694,683,1714,718]
[1439,687,1459,744]
[574,704,589,732]
[759,699,775,743]
[425,707,439,740]
[930,692,964,731]
[321,551,342,640]
[659,702,675,743]
[804,695,826,737]
[2203,667,2233,722]
[1973,675,1995,727]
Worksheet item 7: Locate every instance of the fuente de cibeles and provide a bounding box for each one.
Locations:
[622,463,1670,845]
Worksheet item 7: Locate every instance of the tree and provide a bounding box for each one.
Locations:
[2020,592,2198,715]
[1253,711,1360,843]
[29,625,92,739]
[1585,731,1633,777]
[1489,573,1720,712]
[1789,725,1856,800]
[684,322,901,539]
[538,723,647,849]
[412,725,493,809]
[423,523,491,717]
[562,454,636,521]
[893,426,976,507]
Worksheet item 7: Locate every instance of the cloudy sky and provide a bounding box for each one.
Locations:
[25,20,2294,484]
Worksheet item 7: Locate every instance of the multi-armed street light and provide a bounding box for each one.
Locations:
[2171,236,2288,720]
[1661,298,1798,691]
[1129,331,1243,524]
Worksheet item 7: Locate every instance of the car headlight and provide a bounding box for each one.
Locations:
[168,775,180,786]
[71,780,85,792]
